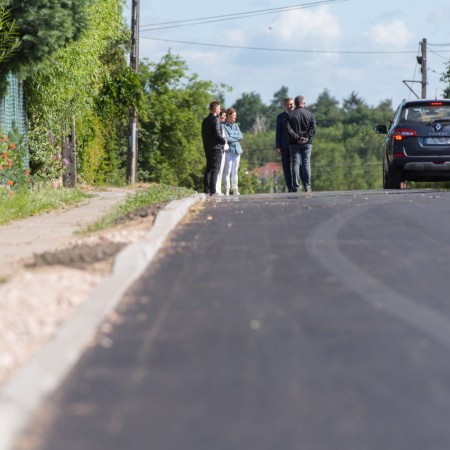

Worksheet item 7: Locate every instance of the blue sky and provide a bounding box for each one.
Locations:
[129,0,450,109]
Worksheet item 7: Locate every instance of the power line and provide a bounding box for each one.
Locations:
[140,0,348,31]
[428,48,449,60]
[140,37,425,54]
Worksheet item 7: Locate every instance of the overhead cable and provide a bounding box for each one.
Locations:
[140,37,428,54]
[140,0,348,31]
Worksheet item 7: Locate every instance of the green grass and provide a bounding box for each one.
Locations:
[0,187,90,225]
[84,183,196,233]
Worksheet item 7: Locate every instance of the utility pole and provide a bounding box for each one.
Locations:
[127,0,140,184]
[403,37,427,99]
[420,38,427,99]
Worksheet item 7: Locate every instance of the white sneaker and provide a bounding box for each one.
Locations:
[233,190,240,196]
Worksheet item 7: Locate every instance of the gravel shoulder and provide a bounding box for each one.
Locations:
[0,190,162,387]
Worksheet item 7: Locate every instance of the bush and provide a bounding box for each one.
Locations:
[0,133,30,193]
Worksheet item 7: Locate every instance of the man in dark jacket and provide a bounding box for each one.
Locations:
[202,101,226,196]
[275,97,295,192]
[286,95,316,193]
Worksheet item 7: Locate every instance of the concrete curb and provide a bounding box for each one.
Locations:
[0,193,205,450]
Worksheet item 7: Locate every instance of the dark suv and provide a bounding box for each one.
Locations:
[375,99,450,188]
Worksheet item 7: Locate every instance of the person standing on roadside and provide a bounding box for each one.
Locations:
[216,109,228,196]
[286,95,316,193]
[275,97,295,192]
[223,107,243,196]
[202,101,227,196]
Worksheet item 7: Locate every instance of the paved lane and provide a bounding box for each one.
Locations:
[16,191,450,450]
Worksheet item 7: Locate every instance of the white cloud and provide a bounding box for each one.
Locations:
[267,5,342,45]
[182,50,222,67]
[368,19,413,49]
[223,28,247,46]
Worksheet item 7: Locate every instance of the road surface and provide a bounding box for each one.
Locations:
[15,190,450,450]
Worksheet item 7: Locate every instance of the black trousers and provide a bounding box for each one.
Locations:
[203,147,223,194]
[280,147,293,192]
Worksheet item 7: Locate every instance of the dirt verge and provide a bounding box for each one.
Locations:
[0,203,163,386]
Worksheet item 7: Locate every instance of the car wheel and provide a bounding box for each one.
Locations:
[383,158,401,189]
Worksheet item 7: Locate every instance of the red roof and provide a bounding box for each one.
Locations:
[249,162,283,177]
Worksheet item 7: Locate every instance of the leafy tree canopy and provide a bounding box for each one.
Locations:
[138,52,218,189]
[2,0,93,77]
[0,5,19,64]
[232,91,266,132]
[270,85,290,107]
[309,89,341,128]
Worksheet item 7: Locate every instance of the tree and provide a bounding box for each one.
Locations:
[0,6,19,64]
[233,92,266,132]
[25,0,132,184]
[270,85,290,108]
[1,0,93,80]
[309,89,341,128]
[441,61,450,98]
[138,52,218,189]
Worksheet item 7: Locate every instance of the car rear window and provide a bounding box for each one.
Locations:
[401,104,450,123]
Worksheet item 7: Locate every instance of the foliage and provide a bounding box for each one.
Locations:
[309,89,341,128]
[85,183,195,232]
[25,0,128,129]
[0,132,30,192]
[138,52,217,190]
[238,89,394,192]
[441,61,450,99]
[0,5,19,65]
[232,92,268,133]
[27,127,65,182]
[24,0,135,185]
[244,130,277,169]
[1,0,93,79]
[270,85,290,108]
[91,44,143,185]
[0,186,88,225]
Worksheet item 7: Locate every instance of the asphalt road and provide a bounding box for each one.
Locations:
[16,190,450,450]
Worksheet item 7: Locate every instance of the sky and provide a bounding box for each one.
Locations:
[128,0,450,109]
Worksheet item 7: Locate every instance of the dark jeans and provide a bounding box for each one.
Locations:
[290,144,312,192]
[203,147,223,194]
[280,147,293,192]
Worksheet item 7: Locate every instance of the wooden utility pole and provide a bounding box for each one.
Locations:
[420,38,427,99]
[403,38,427,99]
[127,0,140,184]
[62,117,77,187]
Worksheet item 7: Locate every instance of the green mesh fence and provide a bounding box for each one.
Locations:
[0,72,27,136]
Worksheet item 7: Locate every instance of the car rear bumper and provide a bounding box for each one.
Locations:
[394,160,450,181]
[403,161,450,171]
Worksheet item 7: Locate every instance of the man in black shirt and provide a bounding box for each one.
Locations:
[275,97,295,192]
[202,101,226,196]
[286,95,316,193]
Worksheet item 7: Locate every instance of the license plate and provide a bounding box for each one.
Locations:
[424,137,450,145]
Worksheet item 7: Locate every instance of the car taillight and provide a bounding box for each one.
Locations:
[393,128,417,141]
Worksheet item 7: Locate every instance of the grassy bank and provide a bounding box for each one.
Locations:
[84,184,196,232]
[0,188,90,225]
[0,183,197,228]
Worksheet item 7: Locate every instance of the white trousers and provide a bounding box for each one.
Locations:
[216,152,226,194]
[223,153,240,192]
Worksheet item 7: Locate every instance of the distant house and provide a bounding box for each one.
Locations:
[0,72,27,136]
[249,161,284,193]
[250,162,282,179]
